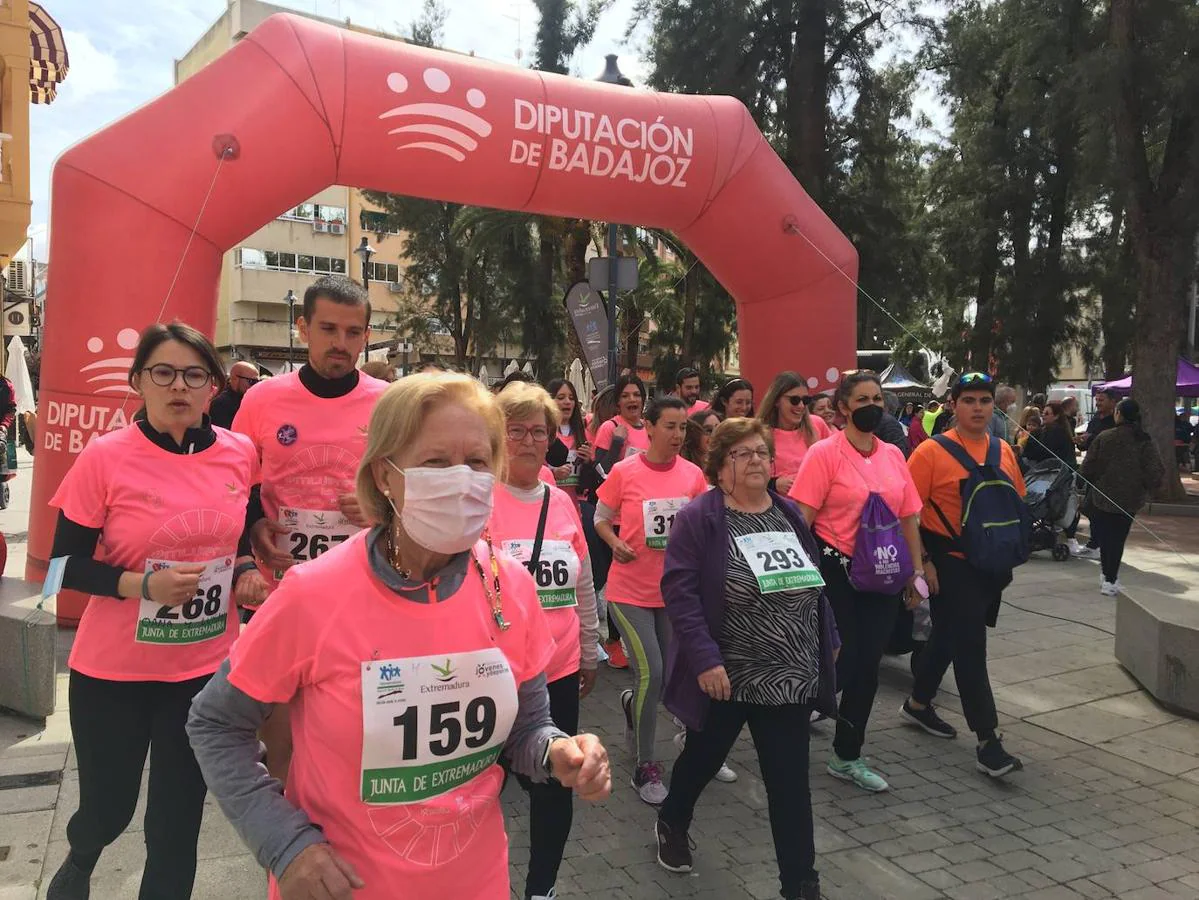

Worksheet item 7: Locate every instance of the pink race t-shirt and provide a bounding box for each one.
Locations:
[594,418,650,462]
[490,483,588,683]
[687,399,711,415]
[596,454,707,608]
[232,371,387,592]
[770,415,832,479]
[50,425,259,682]
[228,533,553,900]
[789,430,922,555]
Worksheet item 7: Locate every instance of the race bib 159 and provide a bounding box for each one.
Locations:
[360,649,518,805]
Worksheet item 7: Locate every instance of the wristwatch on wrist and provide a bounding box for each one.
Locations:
[232,561,259,586]
[542,736,568,783]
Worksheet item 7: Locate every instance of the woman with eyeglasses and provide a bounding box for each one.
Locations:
[710,378,755,419]
[789,371,925,794]
[489,382,601,900]
[45,323,263,900]
[595,396,708,804]
[681,409,722,468]
[653,418,839,900]
[187,373,610,900]
[757,372,832,496]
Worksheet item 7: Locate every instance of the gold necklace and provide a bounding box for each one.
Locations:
[471,530,510,631]
[386,526,413,580]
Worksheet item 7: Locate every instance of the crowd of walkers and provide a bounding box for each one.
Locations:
[42,275,1167,900]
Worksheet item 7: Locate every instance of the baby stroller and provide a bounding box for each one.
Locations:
[1023,459,1079,562]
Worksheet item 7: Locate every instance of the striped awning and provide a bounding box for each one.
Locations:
[29,2,69,105]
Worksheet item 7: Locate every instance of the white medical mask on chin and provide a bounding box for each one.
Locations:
[386,461,496,554]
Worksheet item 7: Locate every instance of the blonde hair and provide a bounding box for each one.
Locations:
[705,417,774,485]
[497,381,561,430]
[356,372,507,525]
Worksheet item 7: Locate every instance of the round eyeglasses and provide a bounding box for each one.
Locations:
[142,365,213,389]
[506,425,550,443]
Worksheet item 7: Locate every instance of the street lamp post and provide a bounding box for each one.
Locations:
[284,289,297,371]
[595,55,634,387]
[354,236,377,289]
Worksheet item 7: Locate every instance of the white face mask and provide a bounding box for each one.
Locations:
[386,461,495,554]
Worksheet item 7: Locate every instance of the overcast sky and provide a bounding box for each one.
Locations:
[28,0,646,259]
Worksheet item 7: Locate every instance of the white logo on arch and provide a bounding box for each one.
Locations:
[379,68,492,162]
[80,328,140,396]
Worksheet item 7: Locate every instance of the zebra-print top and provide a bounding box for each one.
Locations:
[721,503,822,706]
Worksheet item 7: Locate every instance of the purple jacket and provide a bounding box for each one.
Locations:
[661,488,841,731]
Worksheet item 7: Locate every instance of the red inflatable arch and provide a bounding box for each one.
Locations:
[29,13,857,609]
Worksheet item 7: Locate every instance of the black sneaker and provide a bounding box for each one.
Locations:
[655,819,694,873]
[790,881,822,900]
[901,700,957,739]
[976,736,1023,778]
[47,855,91,900]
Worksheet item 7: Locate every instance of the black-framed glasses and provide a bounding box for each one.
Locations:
[506,425,550,443]
[786,394,810,407]
[728,447,771,462]
[142,365,212,389]
[236,374,260,386]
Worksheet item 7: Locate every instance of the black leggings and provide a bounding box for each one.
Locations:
[661,700,817,896]
[819,550,901,761]
[580,501,619,641]
[65,669,211,900]
[514,672,580,899]
[1090,509,1133,583]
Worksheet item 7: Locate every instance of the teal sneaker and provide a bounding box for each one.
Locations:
[827,755,889,792]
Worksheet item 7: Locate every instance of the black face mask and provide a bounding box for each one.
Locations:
[851,404,885,434]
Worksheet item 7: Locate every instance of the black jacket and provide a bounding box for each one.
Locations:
[209,388,243,430]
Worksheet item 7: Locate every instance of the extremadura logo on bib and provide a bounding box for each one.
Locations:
[136,556,232,645]
[360,648,518,805]
[734,531,826,593]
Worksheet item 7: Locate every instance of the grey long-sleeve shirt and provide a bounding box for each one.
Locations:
[186,528,569,880]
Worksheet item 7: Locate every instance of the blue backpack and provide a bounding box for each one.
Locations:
[929,435,1031,577]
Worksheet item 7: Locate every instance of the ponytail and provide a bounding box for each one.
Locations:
[1116,398,1150,441]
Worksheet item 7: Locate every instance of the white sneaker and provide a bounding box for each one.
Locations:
[632,761,669,805]
[673,729,737,782]
[1071,540,1100,559]
[1068,538,1083,555]
[530,890,557,900]
[1100,580,1119,596]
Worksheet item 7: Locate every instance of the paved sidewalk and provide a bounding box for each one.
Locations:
[3,453,1199,899]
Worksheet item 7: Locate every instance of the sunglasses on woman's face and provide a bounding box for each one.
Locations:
[785,395,809,407]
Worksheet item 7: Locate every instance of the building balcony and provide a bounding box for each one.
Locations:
[230,318,293,348]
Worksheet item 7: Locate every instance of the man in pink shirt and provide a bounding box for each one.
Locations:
[233,275,389,617]
[232,276,388,780]
[674,367,710,415]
